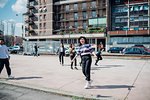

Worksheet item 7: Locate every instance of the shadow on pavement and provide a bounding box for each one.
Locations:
[91,65,124,70]
[14,77,42,80]
[90,85,134,90]
[96,94,112,98]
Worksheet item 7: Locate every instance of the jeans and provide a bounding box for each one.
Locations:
[70,55,77,67]
[34,50,38,56]
[81,54,92,81]
[95,54,102,64]
[59,52,64,64]
[0,59,11,76]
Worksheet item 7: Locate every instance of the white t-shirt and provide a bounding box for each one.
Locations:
[0,45,10,59]
[60,47,63,52]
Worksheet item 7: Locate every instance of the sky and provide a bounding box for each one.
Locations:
[0,0,27,36]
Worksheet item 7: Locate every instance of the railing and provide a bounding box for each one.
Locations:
[110,30,149,35]
[58,5,106,14]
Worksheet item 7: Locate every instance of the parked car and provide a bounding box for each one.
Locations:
[8,47,14,52]
[107,47,124,53]
[13,46,20,50]
[132,44,150,51]
[123,47,150,55]
[9,46,21,54]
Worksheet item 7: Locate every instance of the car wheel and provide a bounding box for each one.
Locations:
[108,51,111,53]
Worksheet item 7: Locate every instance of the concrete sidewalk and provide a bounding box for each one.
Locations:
[0,55,150,100]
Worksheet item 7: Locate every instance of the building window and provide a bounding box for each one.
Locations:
[74,13,78,20]
[39,23,42,28]
[83,12,87,18]
[39,31,42,34]
[43,6,47,12]
[143,5,148,10]
[74,4,78,10]
[115,0,120,3]
[44,0,46,4]
[43,23,46,28]
[74,22,78,28]
[39,7,42,13]
[82,2,86,9]
[39,0,42,5]
[66,5,69,11]
[92,11,96,18]
[39,15,42,20]
[66,13,69,20]
[43,14,46,19]
[44,31,46,34]
[66,22,69,28]
[83,22,86,28]
[30,1,34,6]
[92,1,96,8]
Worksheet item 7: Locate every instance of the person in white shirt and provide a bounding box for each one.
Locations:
[0,39,14,79]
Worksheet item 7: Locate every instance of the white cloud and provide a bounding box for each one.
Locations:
[16,23,23,28]
[0,0,8,8]
[12,0,27,14]
[9,19,15,22]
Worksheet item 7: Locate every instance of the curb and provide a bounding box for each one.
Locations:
[0,80,109,100]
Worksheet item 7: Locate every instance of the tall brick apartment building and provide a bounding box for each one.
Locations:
[23,0,107,51]
[23,0,150,51]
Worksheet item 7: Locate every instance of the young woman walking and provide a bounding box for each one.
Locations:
[69,44,78,70]
[71,36,97,89]
[95,44,104,66]
[57,43,65,66]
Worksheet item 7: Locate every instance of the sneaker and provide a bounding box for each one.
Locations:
[71,66,73,69]
[8,76,14,79]
[84,83,91,89]
[74,67,78,70]
[90,80,93,84]
[95,63,98,66]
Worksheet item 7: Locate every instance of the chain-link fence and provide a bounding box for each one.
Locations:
[23,41,60,55]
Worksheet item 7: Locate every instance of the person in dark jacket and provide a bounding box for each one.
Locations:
[57,43,65,66]
[34,43,38,57]
[95,44,104,66]
[69,44,78,70]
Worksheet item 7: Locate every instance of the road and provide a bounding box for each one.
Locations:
[0,84,71,100]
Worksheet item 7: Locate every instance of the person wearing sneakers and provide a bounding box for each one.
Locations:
[0,38,14,79]
[69,44,78,70]
[71,36,97,89]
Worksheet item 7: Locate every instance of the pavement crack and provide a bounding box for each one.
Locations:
[124,60,147,100]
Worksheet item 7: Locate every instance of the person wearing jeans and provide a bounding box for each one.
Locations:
[34,43,38,57]
[69,44,78,70]
[57,43,65,66]
[71,36,97,89]
[95,44,104,66]
[0,38,14,79]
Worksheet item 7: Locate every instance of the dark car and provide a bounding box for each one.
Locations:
[132,44,150,51]
[123,47,150,55]
[107,47,124,53]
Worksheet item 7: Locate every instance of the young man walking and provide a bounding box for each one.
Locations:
[0,39,14,79]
